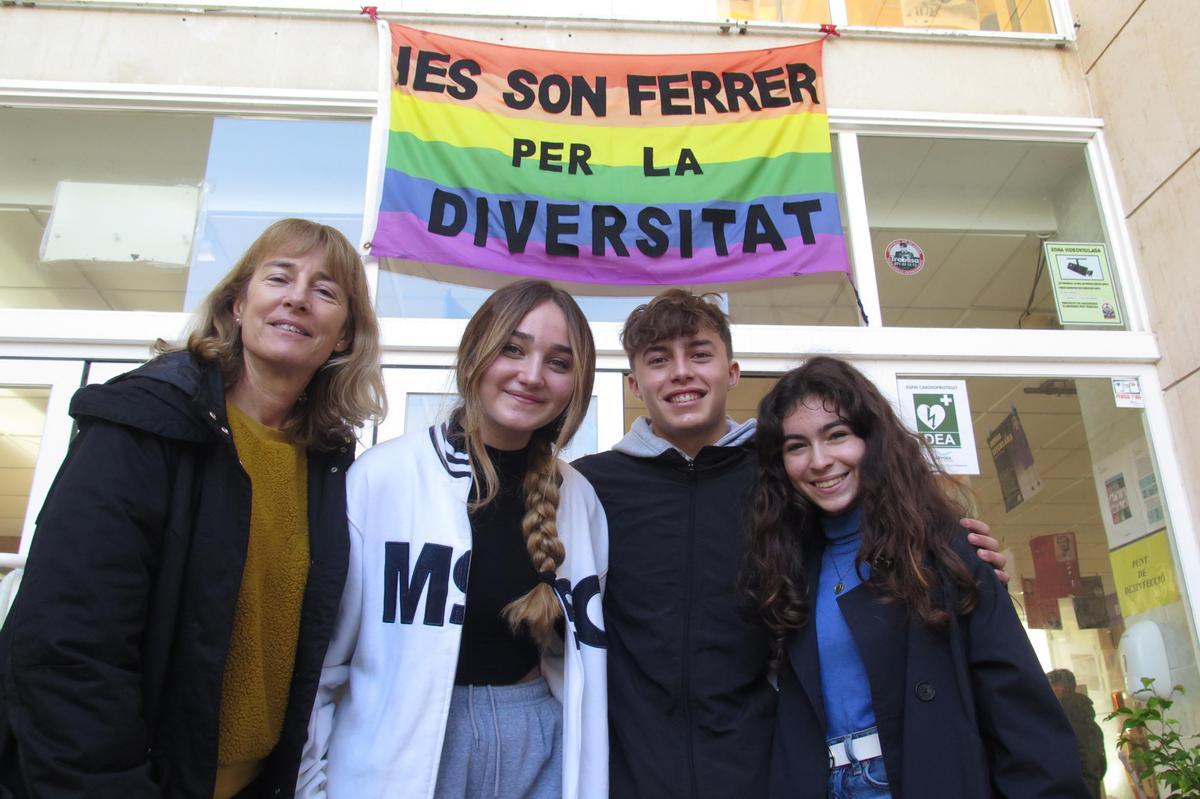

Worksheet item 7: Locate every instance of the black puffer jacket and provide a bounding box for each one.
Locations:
[0,352,352,799]
[573,418,774,799]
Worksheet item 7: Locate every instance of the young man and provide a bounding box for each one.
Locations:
[573,289,1005,799]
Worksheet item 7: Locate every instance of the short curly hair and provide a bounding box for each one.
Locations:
[620,289,733,365]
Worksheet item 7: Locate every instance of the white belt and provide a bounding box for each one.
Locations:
[827,732,882,768]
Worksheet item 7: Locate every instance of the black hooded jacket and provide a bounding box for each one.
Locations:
[0,352,352,799]
[573,418,774,799]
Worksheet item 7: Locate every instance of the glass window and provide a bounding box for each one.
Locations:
[0,386,50,554]
[717,0,830,24]
[185,117,370,310]
[0,108,369,313]
[918,373,1197,799]
[846,0,1056,32]
[860,137,1120,330]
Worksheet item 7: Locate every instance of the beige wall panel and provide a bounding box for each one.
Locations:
[1084,0,1200,211]
[1073,0,1141,71]
[2,8,1090,119]
[1127,157,1200,387]
[820,39,1089,116]
[1164,373,1200,558]
[0,7,376,92]
[1154,0,1200,157]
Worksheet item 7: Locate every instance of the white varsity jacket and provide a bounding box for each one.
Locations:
[296,422,609,799]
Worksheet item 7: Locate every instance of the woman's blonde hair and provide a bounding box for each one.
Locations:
[159,218,386,450]
[452,280,596,649]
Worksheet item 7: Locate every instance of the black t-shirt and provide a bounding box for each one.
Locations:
[453,444,541,686]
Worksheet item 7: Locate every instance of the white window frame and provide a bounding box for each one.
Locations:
[829,111,1152,337]
[827,0,1075,41]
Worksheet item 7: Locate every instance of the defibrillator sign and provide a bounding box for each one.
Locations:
[896,379,979,475]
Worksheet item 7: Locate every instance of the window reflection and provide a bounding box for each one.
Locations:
[184,117,370,310]
[960,375,1193,798]
[718,0,829,23]
[0,108,370,313]
[847,0,1055,32]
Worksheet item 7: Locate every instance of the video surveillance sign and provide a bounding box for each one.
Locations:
[1043,242,1124,327]
[896,378,980,475]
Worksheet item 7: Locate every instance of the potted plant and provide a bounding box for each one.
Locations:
[1108,678,1200,799]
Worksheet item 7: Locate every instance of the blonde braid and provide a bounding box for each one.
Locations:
[502,433,566,649]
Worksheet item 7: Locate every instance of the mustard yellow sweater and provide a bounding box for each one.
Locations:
[213,402,309,799]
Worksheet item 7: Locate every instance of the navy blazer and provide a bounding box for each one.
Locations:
[769,534,1091,799]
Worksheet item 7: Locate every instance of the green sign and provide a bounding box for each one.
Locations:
[912,392,961,448]
[1043,242,1123,327]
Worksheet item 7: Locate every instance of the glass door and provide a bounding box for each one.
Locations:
[887,366,1198,799]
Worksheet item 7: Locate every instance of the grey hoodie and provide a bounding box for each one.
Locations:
[612,415,757,458]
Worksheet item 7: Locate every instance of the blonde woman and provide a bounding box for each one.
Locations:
[0,219,385,799]
[299,280,608,799]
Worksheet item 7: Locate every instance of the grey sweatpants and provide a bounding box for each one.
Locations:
[433,677,563,799]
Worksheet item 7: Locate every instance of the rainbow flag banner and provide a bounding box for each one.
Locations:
[372,24,848,286]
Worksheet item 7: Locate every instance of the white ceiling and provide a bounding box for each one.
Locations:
[0,109,212,311]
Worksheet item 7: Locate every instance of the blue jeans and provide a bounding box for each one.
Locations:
[826,728,891,799]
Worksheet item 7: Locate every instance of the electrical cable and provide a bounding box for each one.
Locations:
[1018,235,1050,329]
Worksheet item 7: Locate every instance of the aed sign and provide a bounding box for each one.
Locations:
[896,378,979,475]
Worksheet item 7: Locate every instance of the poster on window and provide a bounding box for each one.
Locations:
[1021,577,1063,630]
[1030,532,1083,599]
[1043,242,1124,327]
[987,405,1042,512]
[1110,530,1180,618]
[900,0,982,29]
[895,378,979,474]
[1073,576,1111,630]
[1094,439,1164,549]
[370,23,849,287]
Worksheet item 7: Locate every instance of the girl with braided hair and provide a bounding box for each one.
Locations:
[299,280,609,799]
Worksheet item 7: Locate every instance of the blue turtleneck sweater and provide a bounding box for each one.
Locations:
[814,506,877,740]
